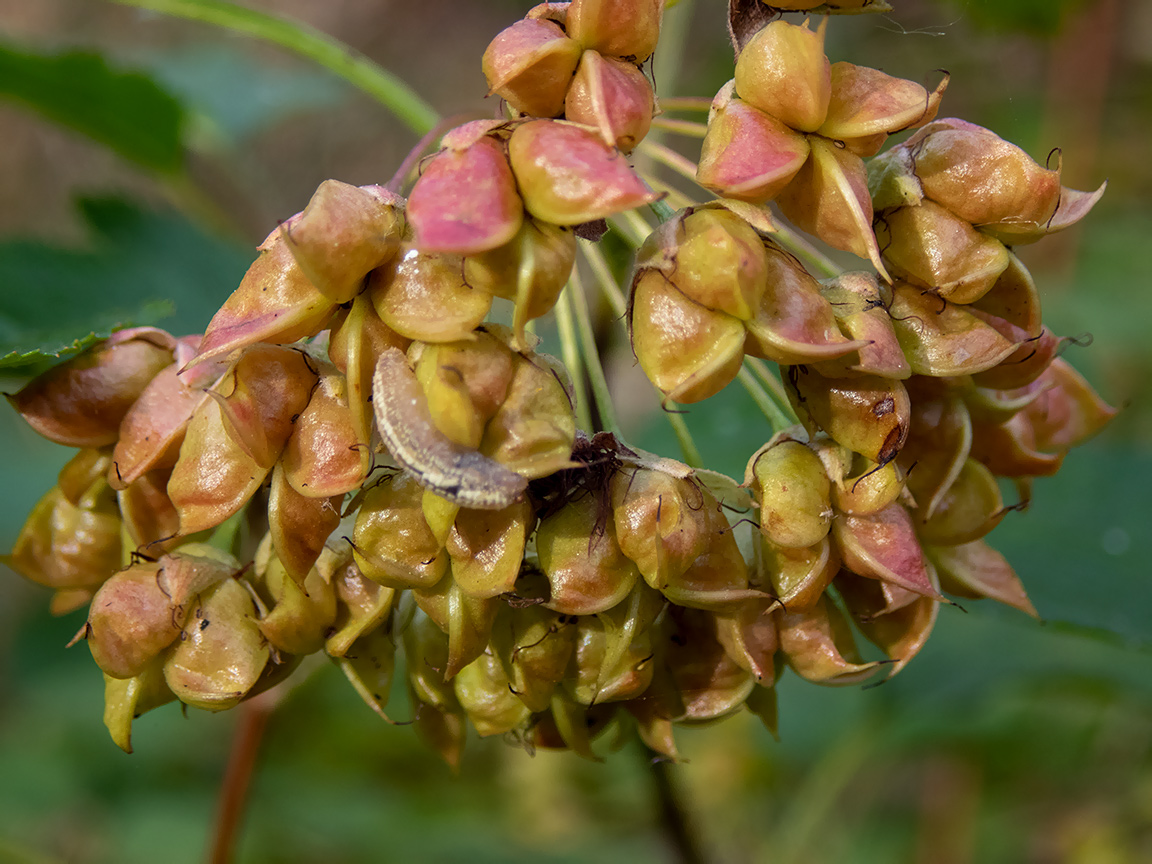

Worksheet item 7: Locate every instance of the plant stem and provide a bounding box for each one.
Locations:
[770,223,842,280]
[568,268,622,436]
[650,117,709,138]
[639,139,703,186]
[207,689,279,864]
[745,357,799,425]
[554,285,594,433]
[579,240,628,318]
[738,365,793,433]
[114,0,440,136]
[645,751,709,864]
[657,97,714,112]
[664,408,703,469]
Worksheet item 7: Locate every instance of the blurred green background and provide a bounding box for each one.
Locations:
[1,0,1150,862]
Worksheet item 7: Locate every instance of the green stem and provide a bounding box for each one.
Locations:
[114,0,439,135]
[554,285,594,433]
[649,117,708,138]
[656,97,713,112]
[638,139,702,186]
[745,357,799,425]
[664,409,703,469]
[569,268,622,437]
[770,222,842,280]
[579,240,628,318]
[738,365,793,433]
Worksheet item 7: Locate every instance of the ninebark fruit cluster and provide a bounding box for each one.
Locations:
[5,0,1115,765]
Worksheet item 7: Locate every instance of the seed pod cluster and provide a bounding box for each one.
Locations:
[4,2,1117,763]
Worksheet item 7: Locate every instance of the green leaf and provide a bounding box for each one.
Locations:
[0,42,185,174]
[0,196,253,372]
[113,0,440,136]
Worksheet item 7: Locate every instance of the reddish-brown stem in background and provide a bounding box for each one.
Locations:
[206,688,281,864]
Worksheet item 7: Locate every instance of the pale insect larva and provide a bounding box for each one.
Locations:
[371,347,528,510]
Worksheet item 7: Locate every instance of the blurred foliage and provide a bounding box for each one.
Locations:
[0,0,1149,862]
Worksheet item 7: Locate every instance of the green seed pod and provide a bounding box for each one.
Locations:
[251,538,337,657]
[631,269,746,404]
[414,330,515,449]
[784,365,910,466]
[914,458,1006,547]
[118,468,181,551]
[413,576,499,680]
[369,246,492,343]
[567,616,654,706]
[759,534,839,613]
[817,63,947,157]
[337,624,397,723]
[734,18,830,133]
[897,380,972,520]
[325,548,396,658]
[744,243,865,365]
[455,651,531,737]
[814,273,909,379]
[714,597,780,685]
[163,576,270,711]
[746,437,833,548]
[7,464,121,592]
[352,473,448,590]
[102,658,175,754]
[611,465,713,590]
[446,499,534,598]
[87,549,236,679]
[490,604,577,713]
[479,350,577,480]
[537,491,639,616]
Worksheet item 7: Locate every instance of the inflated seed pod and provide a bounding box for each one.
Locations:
[565,50,654,153]
[404,612,468,767]
[407,121,524,256]
[267,464,341,585]
[478,350,577,480]
[832,502,945,601]
[446,499,534,598]
[250,538,337,657]
[759,535,839,612]
[714,597,780,685]
[663,606,756,722]
[743,243,866,365]
[630,269,746,404]
[281,366,369,498]
[352,473,448,591]
[490,604,578,713]
[784,365,910,466]
[635,206,770,321]
[325,548,396,658]
[193,220,337,363]
[86,548,237,679]
[281,180,404,303]
[162,575,270,711]
[508,120,658,225]
[567,0,663,63]
[566,616,654,706]
[876,201,1010,304]
[814,273,909,380]
[9,329,174,448]
[696,83,810,203]
[734,18,830,133]
[337,624,397,722]
[837,569,939,678]
[7,457,122,593]
[455,651,531,737]
[482,17,582,118]
[611,465,713,590]
[413,576,500,680]
[118,468,181,551]
[369,246,492,343]
[745,436,833,548]
[777,592,882,686]
[537,491,639,616]
[914,458,1007,546]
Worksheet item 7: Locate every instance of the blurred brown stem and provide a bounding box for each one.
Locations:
[206,689,279,864]
[646,752,710,864]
